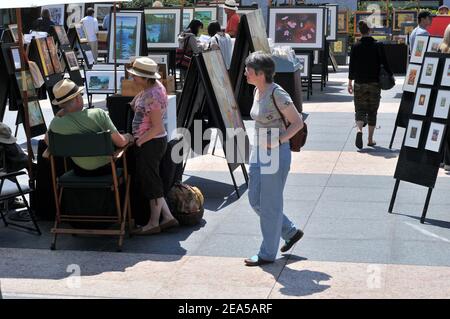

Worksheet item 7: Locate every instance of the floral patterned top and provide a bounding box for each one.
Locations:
[131,80,167,139]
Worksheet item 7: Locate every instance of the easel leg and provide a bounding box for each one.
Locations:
[241,164,249,186]
[420,188,433,224]
[211,133,219,156]
[228,164,240,198]
[389,125,398,149]
[388,179,400,213]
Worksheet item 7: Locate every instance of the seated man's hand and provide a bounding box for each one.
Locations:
[124,133,134,144]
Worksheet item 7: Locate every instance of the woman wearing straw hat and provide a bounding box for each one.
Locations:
[128,57,179,235]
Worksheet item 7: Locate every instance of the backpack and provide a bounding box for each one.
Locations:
[167,182,204,225]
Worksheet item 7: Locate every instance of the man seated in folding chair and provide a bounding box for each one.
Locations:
[44,79,134,250]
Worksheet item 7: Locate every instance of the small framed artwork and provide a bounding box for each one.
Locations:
[393,10,417,31]
[9,47,22,71]
[440,58,450,87]
[85,70,125,94]
[337,10,348,34]
[268,7,326,50]
[410,35,429,64]
[427,37,442,53]
[148,53,169,77]
[401,22,416,35]
[144,8,182,49]
[412,87,432,115]
[392,35,407,44]
[182,8,194,31]
[420,57,439,85]
[403,63,421,92]
[41,5,65,26]
[15,70,37,99]
[26,100,47,137]
[94,3,112,26]
[433,90,450,119]
[84,49,95,66]
[325,4,338,41]
[46,36,62,73]
[194,7,218,36]
[8,24,19,42]
[74,23,88,43]
[52,25,70,46]
[425,122,446,152]
[404,119,423,148]
[296,53,310,78]
[64,51,80,71]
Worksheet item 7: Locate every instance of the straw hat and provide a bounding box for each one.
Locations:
[223,0,239,11]
[0,123,17,144]
[51,79,84,106]
[127,57,161,79]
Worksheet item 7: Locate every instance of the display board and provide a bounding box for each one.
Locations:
[389,52,450,224]
[325,4,338,41]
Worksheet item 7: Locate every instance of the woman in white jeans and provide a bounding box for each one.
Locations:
[245,52,304,267]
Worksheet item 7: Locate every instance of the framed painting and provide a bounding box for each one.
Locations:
[441,58,450,87]
[42,5,65,26]
[393,10,417,31]
[74,23,88,43]
[404,119,423,148]
[85,70,125,94]
[392,35,407,44]
[182,8,194,31]
[425,122,446,152]
[94,3,112,26]
[202,49,245,132]
[427,37,442,53]
[63,50,80,71]
[296,53,310,78]
[433,90,450,119]
[410,35,429,64]
[420,57,439,85]
[8,24,19,43]
[46,36,62,73]
[269,7,326,50]
[15,70,37,99]
[412,87,432,116]
[353,11,387,34]
[403,63,421,93]
[194,7,218,36]
[66,3,85,28]
[331,35,348,56]
[26,100,46,128]
[35,37,54,76]
[337,10,348,34]
[9,47,22,71]
[145,8,181,49]
[401,21,416,35]
[84,49,95,66]
[52,25,70,46]
[108,11,142,64]
[148,53,169,78]
[325,4,338,41]
[246,9,270,53]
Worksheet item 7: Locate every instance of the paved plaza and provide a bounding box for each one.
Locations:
[1,67,450,299]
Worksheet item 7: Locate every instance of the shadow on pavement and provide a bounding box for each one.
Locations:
[358,146,399,159]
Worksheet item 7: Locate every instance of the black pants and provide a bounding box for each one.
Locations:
[135,137,167,200]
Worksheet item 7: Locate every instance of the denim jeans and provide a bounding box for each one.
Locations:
[248,141,298,261]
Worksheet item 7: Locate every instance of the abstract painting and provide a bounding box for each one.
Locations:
[269,7,325,49]
[145,9,181,48]
[36,37,54,76]
[108,12,142,64]
[42,5,65,26]
[246,9,270,53]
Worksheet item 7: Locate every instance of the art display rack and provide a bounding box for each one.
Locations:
[178,53,249,198]
[389,52,450,224]
[67,27,95,70]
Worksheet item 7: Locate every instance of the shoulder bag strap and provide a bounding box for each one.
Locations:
[271,87,289,129]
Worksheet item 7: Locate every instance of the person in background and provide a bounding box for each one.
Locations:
[45,79,133,177]
[32,9,55,33]
[438,5,449,15]
[152,1,164,7]
[102,4,120,31]
[80,7,99,62]
[206,21,233,70]
[244,52,304,267]
[348,20,393,149]
[128,57,179,235]
[178,19,204,54]
[409,11,433,50]
[223,0,240,37]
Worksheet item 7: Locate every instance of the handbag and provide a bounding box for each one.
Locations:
[176,35,193,69]
[271,88,307,152]
[377,43,395,90]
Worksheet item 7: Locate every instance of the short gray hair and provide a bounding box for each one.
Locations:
[245,51,275,83]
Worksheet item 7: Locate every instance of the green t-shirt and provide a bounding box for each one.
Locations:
[49,108,118,170]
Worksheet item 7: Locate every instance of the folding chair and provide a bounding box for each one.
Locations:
[0,145,41,235]
[48,131,132,251]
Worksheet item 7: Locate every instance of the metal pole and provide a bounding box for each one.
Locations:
[114,2,117,94]
[16,8,34,179]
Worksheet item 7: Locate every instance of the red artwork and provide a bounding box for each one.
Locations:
[427,16,450,37]
[275,13,317,43]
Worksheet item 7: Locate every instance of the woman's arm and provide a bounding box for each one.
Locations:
[279,103,304,145]
[135,108,165,147]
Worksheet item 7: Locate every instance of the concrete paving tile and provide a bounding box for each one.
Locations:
[193,233,265,258]
[390,240,450,267]
[310,201,395,220]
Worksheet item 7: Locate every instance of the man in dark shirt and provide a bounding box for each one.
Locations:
[32,9,55,33]
[348,20,393,149]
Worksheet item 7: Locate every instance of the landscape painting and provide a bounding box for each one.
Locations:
[269,8,325,49]
[109,12,142,64]
[194,8,217,36]
[145,9,180,48]
[27,100,45,127]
